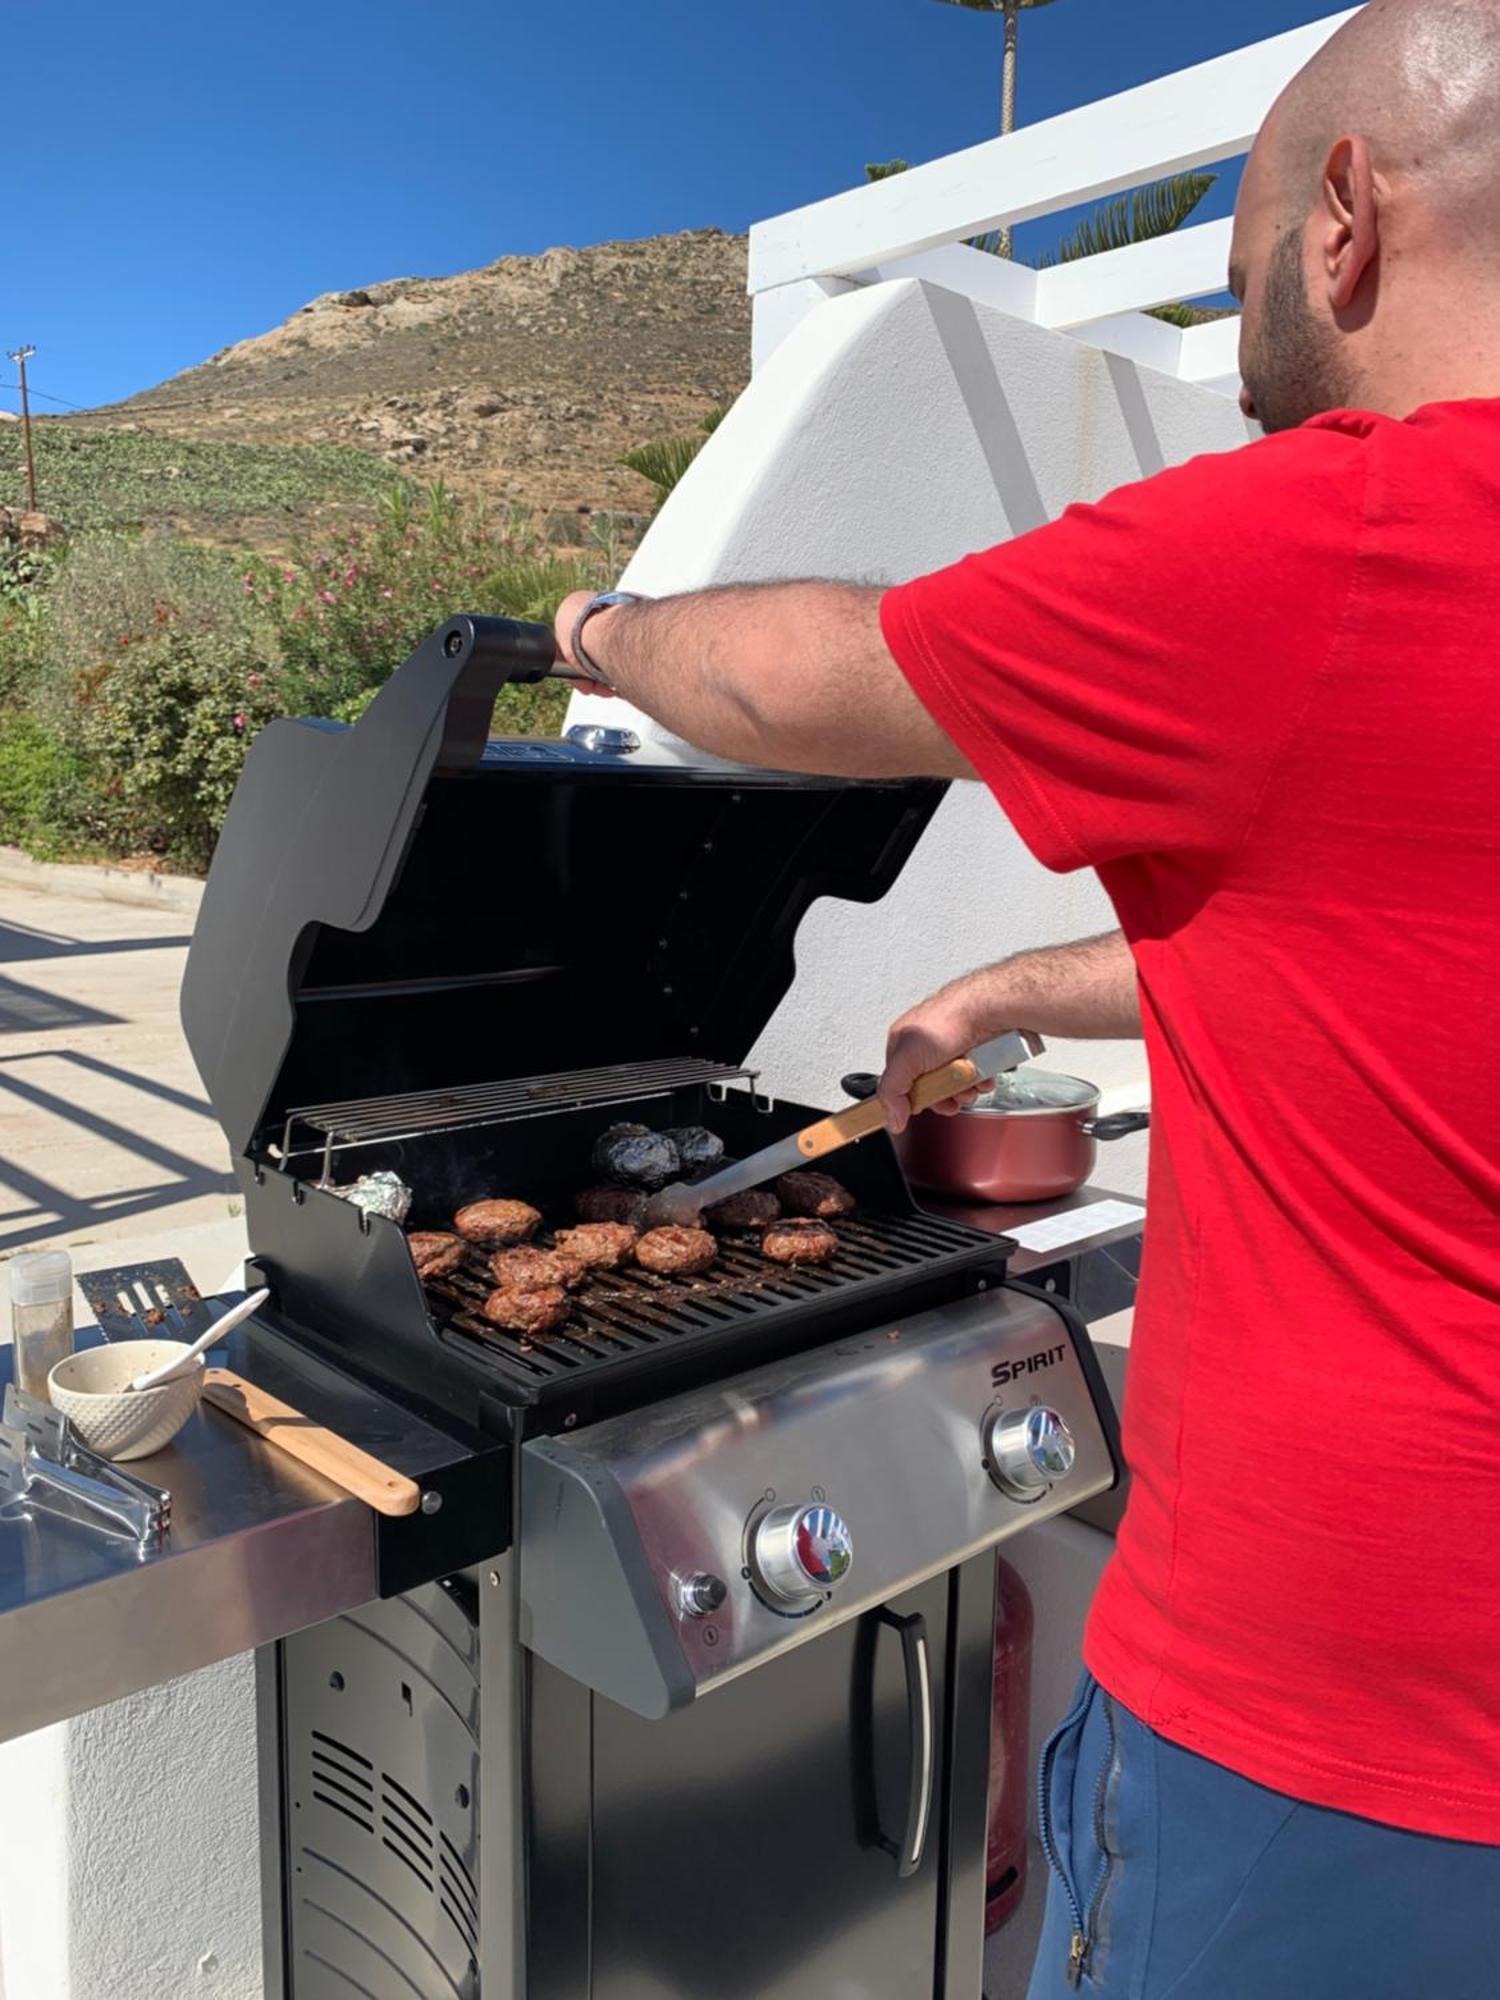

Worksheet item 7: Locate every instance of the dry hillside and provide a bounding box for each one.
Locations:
[86,229,752,520]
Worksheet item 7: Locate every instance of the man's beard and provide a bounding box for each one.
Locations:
[1241,228,1359,433]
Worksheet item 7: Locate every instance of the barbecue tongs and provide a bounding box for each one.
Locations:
[0,1385,171,1555]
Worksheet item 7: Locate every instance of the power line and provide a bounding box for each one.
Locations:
[0,380,85,411]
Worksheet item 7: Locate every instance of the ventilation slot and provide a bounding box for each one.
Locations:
[378,1772,436,1895]
[309,1732,374,1833]
[439,1833,479,1953]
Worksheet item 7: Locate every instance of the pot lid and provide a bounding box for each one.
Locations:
[972,1070,1098,1113]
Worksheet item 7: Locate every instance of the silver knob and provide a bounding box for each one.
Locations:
[752,1502,853,1610]
[985,1407,1076,1498]
[675,1571,728,1620]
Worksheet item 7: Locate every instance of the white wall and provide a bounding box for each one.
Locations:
[572,275,1253,1192]
[0,1658,262,2000]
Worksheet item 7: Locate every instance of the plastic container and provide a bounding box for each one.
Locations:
[9,1249,74,1402]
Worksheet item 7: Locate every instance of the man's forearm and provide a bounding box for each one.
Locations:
[555,582,973,779]
[932,931,1142,1043]
[878,931,1140,1126]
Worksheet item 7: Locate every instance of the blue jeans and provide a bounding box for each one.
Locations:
[1026,1672,1500,1999]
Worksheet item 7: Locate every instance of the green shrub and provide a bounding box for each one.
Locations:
[0,713,85,858]
[65,617,282,871]
[0,481,611,871]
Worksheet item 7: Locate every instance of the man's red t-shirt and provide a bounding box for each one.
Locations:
[880,400,1500,1843]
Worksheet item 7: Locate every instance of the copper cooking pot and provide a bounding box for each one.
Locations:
[842,1070,1149,1205]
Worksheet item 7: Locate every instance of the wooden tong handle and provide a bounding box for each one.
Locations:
[796,1058,980,1160]
[202,1368,422,1518]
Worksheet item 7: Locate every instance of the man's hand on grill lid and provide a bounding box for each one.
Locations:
[878,932,1143,1133]
[551,583,975,779]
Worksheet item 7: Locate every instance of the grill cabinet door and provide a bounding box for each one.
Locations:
[581,1575,952,2000]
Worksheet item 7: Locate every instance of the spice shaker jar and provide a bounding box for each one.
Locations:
[9,1249,75,1402]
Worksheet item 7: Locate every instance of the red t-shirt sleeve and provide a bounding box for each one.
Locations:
[880,420,1373,874]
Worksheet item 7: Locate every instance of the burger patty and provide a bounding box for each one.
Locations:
[481,1283,571,1334]
[761,1218,840,1265]
[774,1170,856,1220]
[706,1188,781,1230]
[489,1245,581,1292]
[453,1197,542,1247]
[576,1184,649,1229]
[407,1230,466,1281]
[552,1221,638,1272]
[635,1225,718,1276]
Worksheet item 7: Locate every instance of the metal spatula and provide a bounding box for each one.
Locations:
[643,1030,1043,1227]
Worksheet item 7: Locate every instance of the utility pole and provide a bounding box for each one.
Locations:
[7,345,38,512]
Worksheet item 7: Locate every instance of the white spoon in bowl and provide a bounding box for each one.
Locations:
[127,1289,270,1393]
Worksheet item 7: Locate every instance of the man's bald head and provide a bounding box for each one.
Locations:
[1271,0,1500,234]
[1232,0,1500,432]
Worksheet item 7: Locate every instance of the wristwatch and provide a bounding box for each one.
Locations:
[569,591,644,688]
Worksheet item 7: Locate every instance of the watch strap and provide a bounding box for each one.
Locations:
[570,591,643,687]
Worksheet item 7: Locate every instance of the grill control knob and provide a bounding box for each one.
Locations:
[675,1571,728,1620]
[753,1503,853,1610]
[985,1407,1076,1499]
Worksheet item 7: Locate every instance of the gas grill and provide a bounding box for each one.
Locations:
[178,616,1122,2000]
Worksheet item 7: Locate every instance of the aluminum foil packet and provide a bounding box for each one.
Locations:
[332,1169,413,1226]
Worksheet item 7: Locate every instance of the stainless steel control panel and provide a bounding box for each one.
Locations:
[519,1286,1116,1718]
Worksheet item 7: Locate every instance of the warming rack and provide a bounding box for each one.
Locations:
[274,1059,760,1181]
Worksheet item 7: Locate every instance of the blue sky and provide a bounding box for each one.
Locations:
[7,0,1341,414]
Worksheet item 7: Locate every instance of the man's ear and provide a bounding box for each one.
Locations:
[1321,134,1379,310]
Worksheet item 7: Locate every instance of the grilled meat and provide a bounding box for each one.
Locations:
[635,1225,718,1276]
[664,1125,726,1181]
[553,1221,638,1272]
[593,1123,680,1190]
[775,1170,856,1220]
[576,1184,649,1228]
[407,1230,466,1281]
[489,1245,581,1292]
[454,1197,542,1247]
[706,1188,781,1230]
[481,1283,571,1334]
[762,1218,840,1265]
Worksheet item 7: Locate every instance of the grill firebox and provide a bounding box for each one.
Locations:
[429,1205,999,1394]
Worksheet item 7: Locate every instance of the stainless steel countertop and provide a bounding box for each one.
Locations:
[0,1330,376,1745]
[928,1182,1146,1277]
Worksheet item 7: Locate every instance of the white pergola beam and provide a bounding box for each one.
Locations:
[1034,218,1235,329]
[748,10,1357,295]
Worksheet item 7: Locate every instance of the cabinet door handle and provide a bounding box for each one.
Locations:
[875,1608,934,1878]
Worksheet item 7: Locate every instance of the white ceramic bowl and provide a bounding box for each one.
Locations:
[47,1341,205,1461]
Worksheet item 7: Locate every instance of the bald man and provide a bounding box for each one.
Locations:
[555,3,1500,1991]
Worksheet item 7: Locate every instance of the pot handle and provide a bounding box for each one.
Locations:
[841,1072,880,1102]
[1087,1109,1151,1142]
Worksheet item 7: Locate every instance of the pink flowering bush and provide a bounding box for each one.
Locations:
[258,483,607,730]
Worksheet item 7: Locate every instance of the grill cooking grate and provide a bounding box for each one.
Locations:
[276,1059,757,1180]
[424,1207,999,1393]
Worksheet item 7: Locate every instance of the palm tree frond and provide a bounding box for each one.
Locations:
[1146,302,1238,329]
[1035,171,1215,267]
[865,159,911,182]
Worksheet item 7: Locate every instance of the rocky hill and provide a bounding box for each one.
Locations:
[83,229,751,523]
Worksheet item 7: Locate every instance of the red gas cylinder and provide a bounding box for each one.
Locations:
[986,1556,1035,1935]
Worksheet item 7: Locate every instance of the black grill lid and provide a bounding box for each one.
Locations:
[181,617,946,1162]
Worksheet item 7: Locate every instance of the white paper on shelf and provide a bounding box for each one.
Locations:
[1003,1199,1145,1255]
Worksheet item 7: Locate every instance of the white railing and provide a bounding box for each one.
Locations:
[747,8,1359,394]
